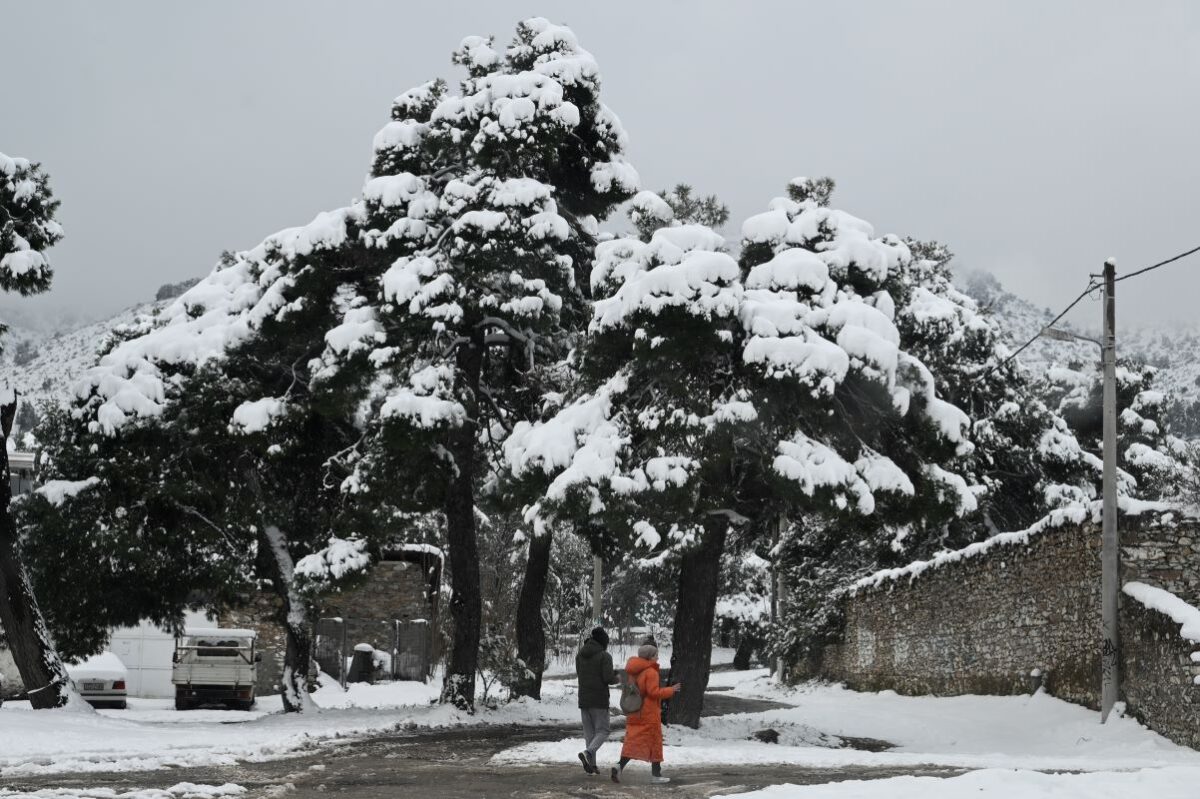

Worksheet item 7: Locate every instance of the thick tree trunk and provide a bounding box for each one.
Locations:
[668,517,729,728]
[0,408,76,709]
[513,530,553,699]
[259,523,316,713]
[441,422,482,709]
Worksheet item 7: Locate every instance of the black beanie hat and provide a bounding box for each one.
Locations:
[591,626,609,646]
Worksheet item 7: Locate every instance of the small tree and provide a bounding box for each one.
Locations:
[0,151,76,709]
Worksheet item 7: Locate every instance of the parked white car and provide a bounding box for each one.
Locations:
[67,652,128,709]
[173,628,259,710]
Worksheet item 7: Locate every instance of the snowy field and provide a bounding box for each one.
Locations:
[493,670,1200,794]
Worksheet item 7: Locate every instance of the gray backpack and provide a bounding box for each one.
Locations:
[619,670,643,715]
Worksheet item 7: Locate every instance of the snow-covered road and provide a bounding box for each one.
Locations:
[4,667,1199,797]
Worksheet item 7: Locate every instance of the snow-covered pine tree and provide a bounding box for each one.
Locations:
[628,184,729,241]
[763,227,1098,668]
[1053,359,1189,501]
[507,177,980,725]
[317,18,638,709]
[888,240,1096,541]
[42,201,392,712]
[0,151,77,709]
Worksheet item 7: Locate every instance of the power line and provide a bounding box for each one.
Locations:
[972,279,1100,383]
[1113,243,1200,283]
[972,242,1200,384]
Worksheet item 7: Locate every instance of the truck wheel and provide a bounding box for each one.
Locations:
[175,696,192,711]
[237,699,255,711]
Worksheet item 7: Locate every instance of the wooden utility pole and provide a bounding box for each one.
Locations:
[1100,258,1119,723]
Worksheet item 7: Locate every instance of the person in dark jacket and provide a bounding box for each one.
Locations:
[575,626,617,774]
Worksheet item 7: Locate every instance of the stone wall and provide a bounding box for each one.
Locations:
[1123,521,1200,607]
[816,521,1102,707]
[219,592,289,695]
[808,513,1200,750]
[323,559,433,653]
[219,549,440,691]
[1121,599,1200,749]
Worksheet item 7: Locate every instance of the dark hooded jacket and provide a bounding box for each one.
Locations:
[575,637,617,709]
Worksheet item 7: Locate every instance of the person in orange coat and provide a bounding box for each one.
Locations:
[612,643,681,784]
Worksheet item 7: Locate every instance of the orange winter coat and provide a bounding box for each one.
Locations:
[620,656,677,763]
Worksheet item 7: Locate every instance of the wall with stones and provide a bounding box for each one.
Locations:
[322,559,433,653]
[1123,521,1200,607]
[808,515,1200,750]
[219,592,289,696]
[219,552,439,692]
[1120,597,1200,749]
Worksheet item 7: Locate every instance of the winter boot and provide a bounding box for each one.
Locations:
[578,752,595,774]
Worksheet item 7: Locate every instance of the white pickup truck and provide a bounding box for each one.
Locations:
[172,628,260,710]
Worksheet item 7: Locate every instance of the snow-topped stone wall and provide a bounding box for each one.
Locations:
[806,512,1200,750]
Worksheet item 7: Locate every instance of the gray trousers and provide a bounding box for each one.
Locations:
[581,707,611,757]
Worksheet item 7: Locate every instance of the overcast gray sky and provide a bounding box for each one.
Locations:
[3,1,1198,329]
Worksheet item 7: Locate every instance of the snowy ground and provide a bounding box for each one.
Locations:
[0,674,576,778]
[712,767,1200,799]
[6,665,1200,797]
[493,669,1200,794]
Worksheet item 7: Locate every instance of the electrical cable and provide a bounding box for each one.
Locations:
[972,280,1100,383]
[1112,244,1200,283]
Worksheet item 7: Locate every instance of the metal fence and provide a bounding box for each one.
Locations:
[393,619,432,681]
[313,617,433,687]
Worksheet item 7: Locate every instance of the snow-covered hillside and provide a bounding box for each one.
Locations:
[957,269,1200,435]
[0,301,166,411]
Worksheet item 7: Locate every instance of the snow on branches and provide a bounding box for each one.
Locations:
[0,152,60,296]
[507,180,981,554]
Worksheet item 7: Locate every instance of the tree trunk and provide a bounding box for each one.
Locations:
[440,342,483,710]
[733,630,762,670]
[259,523,316,713]
[513,530,552,699]
[441,422,482,709]
[0,404,76,709]
[243,468,314,714]
[668,517,728,728]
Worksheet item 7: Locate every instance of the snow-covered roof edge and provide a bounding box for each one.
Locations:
[1122,582,1200,645]
[850,498,1183,595]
